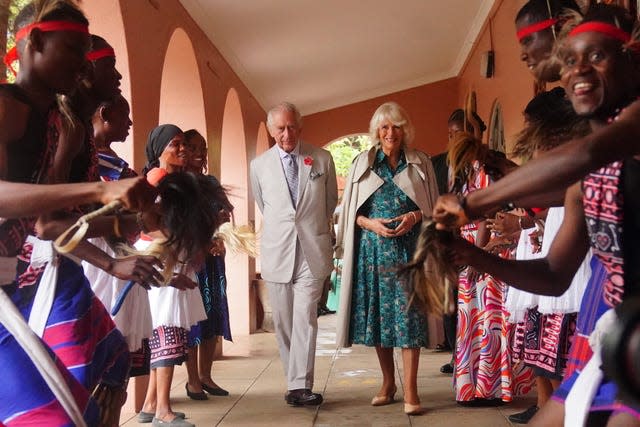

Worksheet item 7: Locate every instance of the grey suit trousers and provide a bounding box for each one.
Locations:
[267,240,323,390]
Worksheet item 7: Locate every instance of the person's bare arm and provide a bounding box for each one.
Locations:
[51,119,85,183]
[463,100,640,219]
[0,91,30,181]
[451,182,589,296]
[0,91,156,218]
[0,177,156,219]
[34,211,154,242]
[70,240,163,287]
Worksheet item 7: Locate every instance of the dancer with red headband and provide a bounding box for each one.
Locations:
[506,2,587,424]
[516,0,581,83]
[14,32,161,425]
[0,1,156,426]
[436,5,640,426]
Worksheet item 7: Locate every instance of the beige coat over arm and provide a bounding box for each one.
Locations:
[334,145,439,348]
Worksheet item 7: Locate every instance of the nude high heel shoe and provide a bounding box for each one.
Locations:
[371,386,397,406]
[403,402,424,415]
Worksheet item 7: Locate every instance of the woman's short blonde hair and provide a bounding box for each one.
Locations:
[368,102,415,147]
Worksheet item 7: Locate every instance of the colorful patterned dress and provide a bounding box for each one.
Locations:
[455,161,534,402]
[349,149,427,348]
[509,207,585,380]
[553,159,640,418]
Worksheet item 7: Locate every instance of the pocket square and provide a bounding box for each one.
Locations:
[310,171,324,180]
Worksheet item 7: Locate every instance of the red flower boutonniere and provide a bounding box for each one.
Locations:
[304,156,313,166]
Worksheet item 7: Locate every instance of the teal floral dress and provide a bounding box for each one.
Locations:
[349,149,428,348]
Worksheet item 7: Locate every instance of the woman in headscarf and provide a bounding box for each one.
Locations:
[138,124,206,427]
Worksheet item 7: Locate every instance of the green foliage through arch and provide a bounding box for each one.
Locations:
[325,134,371,178]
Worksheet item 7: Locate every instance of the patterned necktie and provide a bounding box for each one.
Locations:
[283,153,298,207]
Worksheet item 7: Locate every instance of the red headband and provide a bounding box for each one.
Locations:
[517,18,558,42]
[569,21,631,43]
[4,20,89,76]
[87,47,115,61]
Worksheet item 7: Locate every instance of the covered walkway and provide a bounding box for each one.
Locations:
[120,315,533,427]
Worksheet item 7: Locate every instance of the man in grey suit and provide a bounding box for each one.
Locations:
[250,102,338,406]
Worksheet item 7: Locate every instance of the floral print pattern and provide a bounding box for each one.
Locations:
[349,149,427,348]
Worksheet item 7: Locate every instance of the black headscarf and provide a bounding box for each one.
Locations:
[144,124,183,174]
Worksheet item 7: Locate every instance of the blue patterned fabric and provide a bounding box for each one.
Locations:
[9,256,130,390]
[349,149,427,348]
[97,152,137,181]
[0,312,100,426]
[190,254,232,344]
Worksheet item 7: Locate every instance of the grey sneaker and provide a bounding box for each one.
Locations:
[152,416,195,427]
[138,412,185,423]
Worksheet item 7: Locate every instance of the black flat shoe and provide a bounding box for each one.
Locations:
[285,388,323,406]
[508,405,539,424]
[185,383,208,400]
[201,383,229,396]
[457,398,505,407]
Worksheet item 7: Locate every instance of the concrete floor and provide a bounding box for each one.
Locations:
[120,314,535,427]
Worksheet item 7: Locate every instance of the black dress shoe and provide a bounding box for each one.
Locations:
[435,342,452,352]
[285,388,323,406]
[440,363,454,374]
[201,383,229,396]
[185,383,208,400]
[317,306,336,316]
[508,405,539,424]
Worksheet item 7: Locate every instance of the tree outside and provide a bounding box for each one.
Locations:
[324,134,370,312]
[325,134,371,200]
[3,0,31,82]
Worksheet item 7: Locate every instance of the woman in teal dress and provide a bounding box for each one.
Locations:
[335,102,438,415]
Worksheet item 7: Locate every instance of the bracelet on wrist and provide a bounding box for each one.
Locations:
[410,211,419,224]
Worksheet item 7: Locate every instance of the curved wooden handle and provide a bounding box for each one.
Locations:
[54,200,123,254]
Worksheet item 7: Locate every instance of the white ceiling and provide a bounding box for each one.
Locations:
[178,0,495,115]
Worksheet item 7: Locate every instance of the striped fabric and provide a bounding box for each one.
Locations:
[553,161,630,414]
[0,323,99,426]
[283,153,298,207]
[97,153,137,182]
[11,253,130,390]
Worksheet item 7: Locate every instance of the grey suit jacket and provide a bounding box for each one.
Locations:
[250,142,338,283]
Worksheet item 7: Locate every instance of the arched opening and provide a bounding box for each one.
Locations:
[321,133,370,313]
[80,0,133,165]
[324,133,371,200]
[220,88,251,335]
[159,28,206,135]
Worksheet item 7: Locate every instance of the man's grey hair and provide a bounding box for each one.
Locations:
[267,102,303,130]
